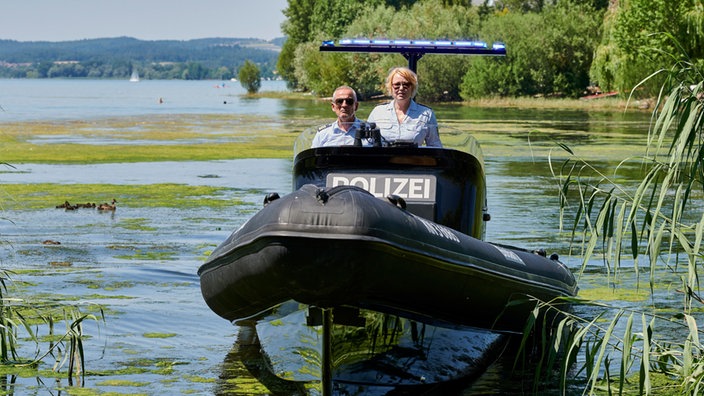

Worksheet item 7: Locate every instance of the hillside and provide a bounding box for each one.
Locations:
[0,36,283,80]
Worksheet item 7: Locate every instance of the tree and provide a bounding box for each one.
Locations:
[278,0,388,90]
[292,0,481,100]
[238,60,261,94]
[590,0,704,96]
[461,2,602,98]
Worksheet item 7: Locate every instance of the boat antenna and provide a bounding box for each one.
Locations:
[320,39,506,73]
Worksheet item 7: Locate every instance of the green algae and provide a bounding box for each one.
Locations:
[593,371,682,395]
[182,374,214,384]
[64,389,147,396]
[94,379,150,387]
[0,183,247,210]
[117,218,157,232]
[114,251,175,261]
[578,286,651,302]
[143,333,177,339]
[0,114,304,164]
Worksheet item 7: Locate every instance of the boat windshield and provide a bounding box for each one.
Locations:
[293,123,484,165]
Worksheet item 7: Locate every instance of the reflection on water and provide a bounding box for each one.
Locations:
[215,304,509,395]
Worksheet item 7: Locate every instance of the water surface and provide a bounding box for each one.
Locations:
[0,78,664,394]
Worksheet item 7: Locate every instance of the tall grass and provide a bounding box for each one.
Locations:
[0,251,103,385]
[531,45,704,394]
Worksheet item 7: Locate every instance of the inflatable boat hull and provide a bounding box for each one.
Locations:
[199,184,577,333]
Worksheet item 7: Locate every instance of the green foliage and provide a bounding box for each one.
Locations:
[281,0,703,101]
[461,2,602,98]
[277,41,299,89]
[591,0,704,96]
[494,0,548,13]
[309,1,385,41]
[292,0,481,100]
[279,0,386,89]
[238,60,262,94]
[380,0,481,101]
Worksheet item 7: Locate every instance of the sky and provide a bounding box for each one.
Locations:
[1,0,288,42]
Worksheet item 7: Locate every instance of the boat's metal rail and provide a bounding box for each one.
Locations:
[293,122,484,165]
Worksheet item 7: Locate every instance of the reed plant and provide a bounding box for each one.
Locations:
[0,233,103,386]
[525,40,704,394]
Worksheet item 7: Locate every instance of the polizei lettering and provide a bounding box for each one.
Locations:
[327,173,436,202]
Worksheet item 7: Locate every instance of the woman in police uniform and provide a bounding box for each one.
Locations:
[367,67,442,147]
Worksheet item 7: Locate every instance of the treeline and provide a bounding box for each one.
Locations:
[0,37,283,80]
[278,0,704,100]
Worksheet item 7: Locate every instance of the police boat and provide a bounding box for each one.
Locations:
[198,40,578,394]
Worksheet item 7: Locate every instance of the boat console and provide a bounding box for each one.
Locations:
[293,125,489,238]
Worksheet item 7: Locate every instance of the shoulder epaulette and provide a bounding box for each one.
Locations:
[317,123,332,132]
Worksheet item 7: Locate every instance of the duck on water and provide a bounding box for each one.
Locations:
[56,199,115,211]
[198,39,578,394]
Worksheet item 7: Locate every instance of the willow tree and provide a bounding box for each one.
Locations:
[590,0,704,97]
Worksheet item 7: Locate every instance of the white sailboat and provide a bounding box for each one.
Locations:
[129,70,139,82]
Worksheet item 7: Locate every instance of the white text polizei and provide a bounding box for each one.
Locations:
[327,173,437,202]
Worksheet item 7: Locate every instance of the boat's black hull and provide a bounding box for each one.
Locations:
[199,184,577,333]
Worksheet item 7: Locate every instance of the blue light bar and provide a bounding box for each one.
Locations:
[320,38,506,55]
[454,41,487,48]
[320,38,506,72]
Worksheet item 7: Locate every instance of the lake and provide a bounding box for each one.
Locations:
[0,78,667,394]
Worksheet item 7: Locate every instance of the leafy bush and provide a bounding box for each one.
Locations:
[461,3,602,98]
[238,60,262,94]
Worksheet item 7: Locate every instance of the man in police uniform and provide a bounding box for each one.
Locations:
[311,85,366,147]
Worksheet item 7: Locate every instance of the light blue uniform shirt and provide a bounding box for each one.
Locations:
[367,100,442,147]
[311,118,366,148]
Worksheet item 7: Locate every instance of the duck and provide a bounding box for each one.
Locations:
[97,199,117,211]
[56,200,71,209]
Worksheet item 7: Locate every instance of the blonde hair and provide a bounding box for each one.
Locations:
[385,67,418,97]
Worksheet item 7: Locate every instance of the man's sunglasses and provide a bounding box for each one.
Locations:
[333,98,355,106]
